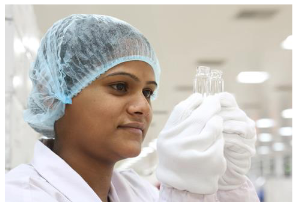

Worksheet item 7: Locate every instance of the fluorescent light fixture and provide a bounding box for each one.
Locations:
[279,127,292,136]
[12,76,23,88]
[256,118,275,128]
[259,133,272,142]
[273,142,285,151]
[281,35,292,50]
[258,146,270,155]
[237,72,269,83]
[282,109,292,118]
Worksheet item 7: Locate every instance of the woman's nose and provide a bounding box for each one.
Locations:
[127,94,151,117]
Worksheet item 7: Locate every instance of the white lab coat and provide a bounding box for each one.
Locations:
[5,140,260,202]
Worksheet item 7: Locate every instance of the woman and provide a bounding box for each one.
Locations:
[5,14,259,202]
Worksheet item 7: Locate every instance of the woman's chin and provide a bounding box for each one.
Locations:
[118,142,142,159]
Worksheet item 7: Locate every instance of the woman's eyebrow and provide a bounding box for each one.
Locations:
[104,72,158,87]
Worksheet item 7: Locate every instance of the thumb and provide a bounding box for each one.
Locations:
[179,93,203,121]
[167,93,203,127]
[218,92,238,108]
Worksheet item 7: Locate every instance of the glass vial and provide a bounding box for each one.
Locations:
[210,69,224,95]
[193,66,210,97]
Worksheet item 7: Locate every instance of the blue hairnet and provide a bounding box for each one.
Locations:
[23,14,161,138]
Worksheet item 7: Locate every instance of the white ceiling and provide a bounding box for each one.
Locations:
[33,5,292,170]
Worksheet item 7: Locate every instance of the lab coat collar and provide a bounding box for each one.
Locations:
[31,140,103,202]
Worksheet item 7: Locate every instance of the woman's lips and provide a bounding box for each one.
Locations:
[118,122,145,136]
[118,126,143,135]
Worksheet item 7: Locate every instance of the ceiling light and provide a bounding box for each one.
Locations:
[282,109,292,118]
[279,127,292,136]
[273,142,285,151]
[237,72,269,83]
[12,76,23,88]
[258,146,270,155]
[258,133,272,142]
[256,118,275,128]
[281,35,292,50]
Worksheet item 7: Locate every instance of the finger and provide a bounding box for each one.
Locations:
[223,120,248,138]
[198,115,224,143]
[189,94,221,126]
[179,115,223,152]
[166,93,203,127]
[218,92,238,108]
[179,93,203,121]
[175,93,203,112]
[223,133,257,156]
[185,93,204,111]
[223,120,255,139]
[219,107,248,122]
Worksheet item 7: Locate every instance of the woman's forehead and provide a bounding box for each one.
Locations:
[103,61,155,80]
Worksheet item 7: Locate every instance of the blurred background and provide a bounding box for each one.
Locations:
[5,4,292,202]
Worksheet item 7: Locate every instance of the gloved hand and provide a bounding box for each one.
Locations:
[156,93,227,195]
[217,92,257,191]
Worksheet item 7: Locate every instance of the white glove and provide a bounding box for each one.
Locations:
[217,92,257,191]
[156,93,227,195]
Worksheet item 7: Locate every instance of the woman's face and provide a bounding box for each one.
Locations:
[55,61,157,163]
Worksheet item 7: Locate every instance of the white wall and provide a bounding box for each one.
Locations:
[5,5,41,171]
[264,177,292,202]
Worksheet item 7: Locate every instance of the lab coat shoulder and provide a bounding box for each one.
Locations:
[115,168,159,201]
[5,163,68,202]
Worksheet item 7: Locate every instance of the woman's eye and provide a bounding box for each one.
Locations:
[110,83,127,92]
[143,89,154,99]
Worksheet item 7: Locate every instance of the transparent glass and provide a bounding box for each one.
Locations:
[210,69,224,95]
[194,66,224,97]
[193,66,210,97]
